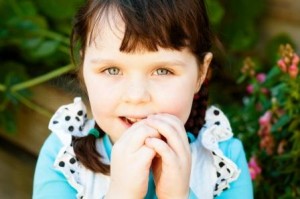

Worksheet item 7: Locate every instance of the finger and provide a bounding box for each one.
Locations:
[118,120,147,141]
[135,146,157,169]
[148,114,189,145]
[117,121,161,152]
[146,114,189,155]
[145,137,176,166]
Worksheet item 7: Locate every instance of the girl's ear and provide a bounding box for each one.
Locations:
[195,52,213,93]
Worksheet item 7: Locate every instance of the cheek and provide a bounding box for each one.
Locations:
[83,74,112,116]
[157,86,195,124]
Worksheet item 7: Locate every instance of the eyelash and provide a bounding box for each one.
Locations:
[101,67,173,76]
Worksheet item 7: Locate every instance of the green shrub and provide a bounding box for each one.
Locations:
[232,44,300,198]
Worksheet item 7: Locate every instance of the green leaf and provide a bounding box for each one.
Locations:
[288,119,300,132]
[30,40,59,58]
[21,37,43,49]
[19,0,37,16]
[6,15,48,34]
[206,0,225,26]
[271,83,287,98]
[36,0,84,20]
[237,75,247,84]
[271,114,291,133]
[0,109,17,133]
[265,67,281,83]
[0,62,28,83]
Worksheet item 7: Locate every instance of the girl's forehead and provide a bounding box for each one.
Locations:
[87,8,125,48]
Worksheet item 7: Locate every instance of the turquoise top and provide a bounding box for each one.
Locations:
[33,132,253,198]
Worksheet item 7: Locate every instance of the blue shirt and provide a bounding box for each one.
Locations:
[33,133,253,198]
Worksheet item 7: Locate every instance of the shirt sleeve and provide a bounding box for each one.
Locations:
[216,138,253,199]
[33,133,77,199]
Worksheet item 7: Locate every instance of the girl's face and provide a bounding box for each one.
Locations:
[83,13,211,143]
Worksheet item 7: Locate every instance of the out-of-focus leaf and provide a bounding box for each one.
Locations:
[21,37,43,49]
[271,114,290,133]
[0,109,17,133]
[19,0,37,16]
[6,15,48,33]
[0,62,28,83]
[206,0,224,27]
[36,0,84,20]
[30,40,59,58]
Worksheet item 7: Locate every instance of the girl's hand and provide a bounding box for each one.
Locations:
[145,114,191,199]
[106,121,160,199]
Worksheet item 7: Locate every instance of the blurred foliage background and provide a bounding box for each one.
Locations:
[0,0,299,198]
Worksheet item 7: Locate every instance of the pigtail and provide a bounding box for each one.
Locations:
[72,128,110,174]
[185,79,209,137]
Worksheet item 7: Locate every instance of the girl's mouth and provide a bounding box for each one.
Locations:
[120,117,145,125]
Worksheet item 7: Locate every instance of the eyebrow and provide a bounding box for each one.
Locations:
[89,57,187,67]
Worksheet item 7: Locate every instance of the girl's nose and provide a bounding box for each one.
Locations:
[122,78,151,104]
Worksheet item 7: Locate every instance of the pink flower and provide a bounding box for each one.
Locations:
[259,111,272,126]
[292,54,299,65]
[246,84,254,94]
[277,59,287,72]
[260,134,275,155]
[256,73,266,83]
[288,64,299,78]
[248,156,261,180]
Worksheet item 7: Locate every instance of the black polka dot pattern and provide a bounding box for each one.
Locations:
[59,161,65,167]
[54,144,81,197]
[68,126,74,132]
[215,121,220,125]
[213,109,220,115]
[69,157,76,164]
[203,106,239,197]
[49,97,92,138]
[219,162,225,168]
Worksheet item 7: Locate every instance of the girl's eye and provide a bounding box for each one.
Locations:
[154,68,171,75]
[104,67,120,75]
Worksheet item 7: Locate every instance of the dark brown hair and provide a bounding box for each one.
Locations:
[71,0,214,173]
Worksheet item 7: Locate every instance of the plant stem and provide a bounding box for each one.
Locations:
[11,64,75,92]
[11,91,52,118]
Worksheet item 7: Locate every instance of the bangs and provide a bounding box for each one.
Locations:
[116,0,190,52]
[88,0,190,52]
[72,0,212,62]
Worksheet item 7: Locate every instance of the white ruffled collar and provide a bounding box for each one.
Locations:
[50,97,240,198]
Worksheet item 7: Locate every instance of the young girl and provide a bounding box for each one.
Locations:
[33,0,253,198]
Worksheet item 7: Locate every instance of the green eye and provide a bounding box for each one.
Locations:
[155,68,171,75]
[105,67,120,75]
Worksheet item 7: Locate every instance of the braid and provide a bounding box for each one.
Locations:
[72,126,110,174]
[185,80,209,137]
